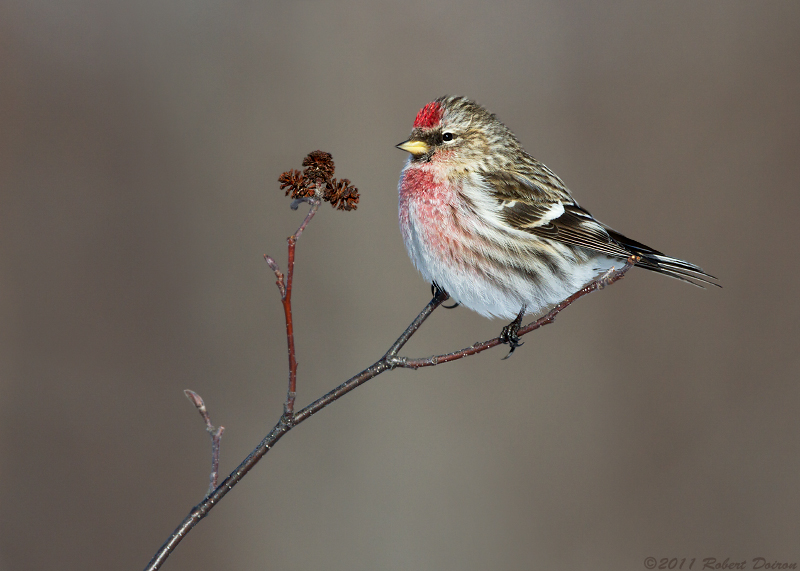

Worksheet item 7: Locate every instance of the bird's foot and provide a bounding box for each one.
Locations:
[431,283,459,308]
[500,306,526,359]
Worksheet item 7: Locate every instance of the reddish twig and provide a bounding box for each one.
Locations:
[264,198,321,416]
[183,390,225,495]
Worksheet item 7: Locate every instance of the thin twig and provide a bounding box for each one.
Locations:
[283,199,320,415]
[262,199,321,417]
[384,288,450,360]
[263,255,285,298]
[183,390,225,495]
[293,197,320,239]
[282,233,298,415]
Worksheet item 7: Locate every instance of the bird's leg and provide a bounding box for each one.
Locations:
[500,305,527,359]
[516,255,640,335]
[431,283,460,309]
[497,256,638,360]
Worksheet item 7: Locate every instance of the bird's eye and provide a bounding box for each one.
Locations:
[442,132,454,142]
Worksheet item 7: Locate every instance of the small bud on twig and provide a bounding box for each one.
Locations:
[263,255,281,275]
[184,389,207,415]
[264,255,287,298]
[184,389,225,494]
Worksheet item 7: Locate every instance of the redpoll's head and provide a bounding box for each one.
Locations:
[396,96,523,170]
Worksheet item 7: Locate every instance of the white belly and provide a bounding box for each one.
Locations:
[402,199,619,320]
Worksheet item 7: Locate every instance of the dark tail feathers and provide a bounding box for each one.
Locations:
[607,230,720,288]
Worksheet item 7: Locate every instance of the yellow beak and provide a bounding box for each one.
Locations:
[396,139,430,156]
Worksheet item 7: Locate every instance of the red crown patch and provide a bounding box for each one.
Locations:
[413,101,443,129]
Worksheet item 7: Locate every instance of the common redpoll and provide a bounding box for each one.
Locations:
[397,96,717,350]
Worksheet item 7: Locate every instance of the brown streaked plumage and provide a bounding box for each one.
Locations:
[397,96,718,328]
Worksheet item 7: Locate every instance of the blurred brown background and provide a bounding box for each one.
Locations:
[2,1,799,570]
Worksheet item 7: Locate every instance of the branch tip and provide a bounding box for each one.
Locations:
[264,255,280,273]
[184,389,206,413]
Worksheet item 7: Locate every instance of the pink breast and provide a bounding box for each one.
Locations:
[399,166,470,260]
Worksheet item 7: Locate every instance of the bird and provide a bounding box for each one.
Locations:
[396,96,717,355]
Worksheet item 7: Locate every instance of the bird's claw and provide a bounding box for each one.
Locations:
[499,306,526,359]
[431,283,459,308]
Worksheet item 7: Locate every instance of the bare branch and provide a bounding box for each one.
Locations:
[183,390,225,495]
[293,197,320,239]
